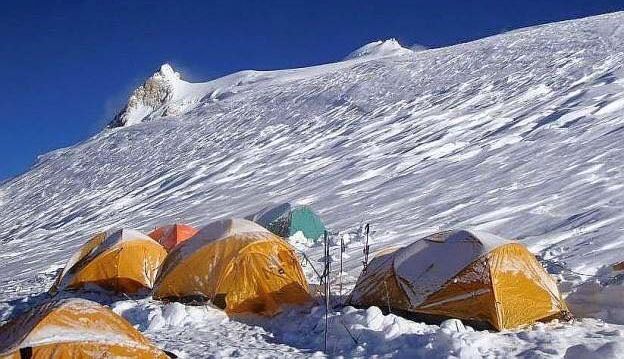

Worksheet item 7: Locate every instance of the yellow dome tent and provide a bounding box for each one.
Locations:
[50,229,167,295]
[349,230,569,330]
[153,218,312,315]
[0,298,171,358]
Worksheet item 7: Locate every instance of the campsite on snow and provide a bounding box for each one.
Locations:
[2,8,624,359]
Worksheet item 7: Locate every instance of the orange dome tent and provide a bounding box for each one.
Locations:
[148,224,198,252]
[0,298,171,358]
[50,229,167,295]
[153,218,312,316]
[349,230,569,331]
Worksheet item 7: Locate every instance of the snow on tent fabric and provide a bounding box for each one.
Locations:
[613,261,624,271]
[348,230,569,331]
[0,298,171,358]
[49,229,167,295]
[148,223,198,252]
[153,218,313,316]
[247,202,326,243]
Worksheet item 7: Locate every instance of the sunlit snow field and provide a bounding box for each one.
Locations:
[2,12,624,358]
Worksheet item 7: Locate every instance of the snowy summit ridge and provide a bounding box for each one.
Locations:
[109,64,181,127]
[344,38,412,60]
[110,39,414,128]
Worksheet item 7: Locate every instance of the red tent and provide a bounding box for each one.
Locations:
[148,224,198,252]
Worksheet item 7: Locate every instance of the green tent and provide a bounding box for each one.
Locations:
[247,203,326,243]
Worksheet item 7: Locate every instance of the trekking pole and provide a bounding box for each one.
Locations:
[324,230,330,353]
[339,235,344,299]
[362,223,370,271]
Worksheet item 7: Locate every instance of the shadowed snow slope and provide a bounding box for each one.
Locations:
[1,11,624,358]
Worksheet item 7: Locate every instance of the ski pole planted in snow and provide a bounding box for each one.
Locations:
[324,230,330,353]
[362,223,370,271]
[339,234,344,299]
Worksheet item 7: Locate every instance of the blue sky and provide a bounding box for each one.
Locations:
[1,1,623,181]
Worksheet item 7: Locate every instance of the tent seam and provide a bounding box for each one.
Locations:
[487,248,503,330]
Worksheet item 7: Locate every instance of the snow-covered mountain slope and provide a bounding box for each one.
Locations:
[2,11,624,358]
[3,11,624,278]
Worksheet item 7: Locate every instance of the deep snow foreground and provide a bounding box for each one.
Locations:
[2,11,624,358]
[110,300,624,358]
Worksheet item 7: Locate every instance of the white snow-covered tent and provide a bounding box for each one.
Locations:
[349,230,569,330]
